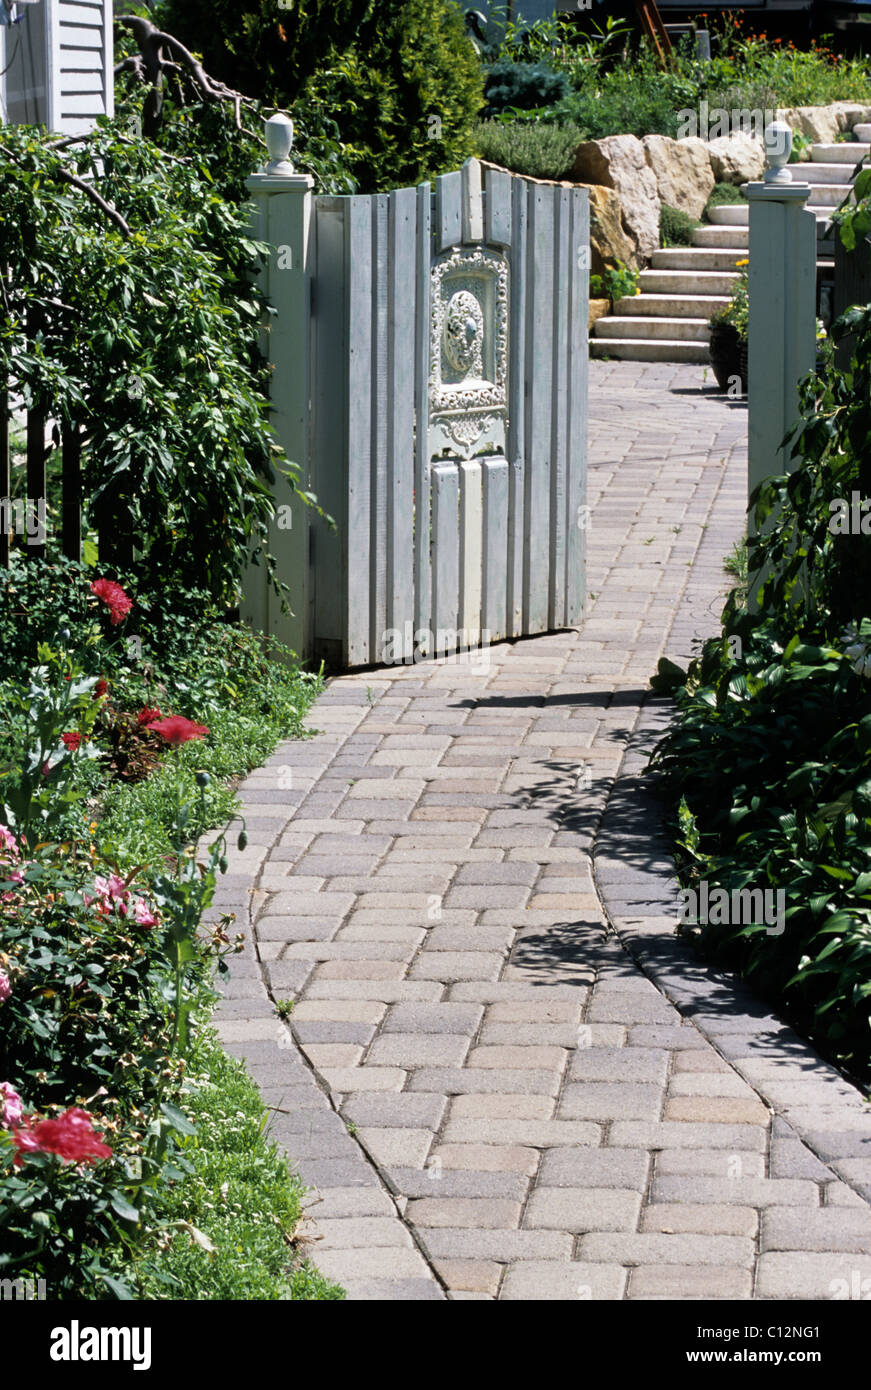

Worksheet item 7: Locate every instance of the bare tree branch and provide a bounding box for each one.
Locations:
[0,143,131,237]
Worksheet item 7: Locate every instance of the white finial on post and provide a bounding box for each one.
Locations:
[763,121,794,184]
[263,113,295,175]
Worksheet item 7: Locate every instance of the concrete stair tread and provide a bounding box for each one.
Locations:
[595,315,710,342]
[811,143,870,163]
[590,338,709,363]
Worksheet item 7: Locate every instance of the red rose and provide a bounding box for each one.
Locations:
[137,707,162,727]
[150,716,210,746]
[13,1107,113,1166]
[93,679,108,700]
[90,579,133,626]
[61,732,82,752]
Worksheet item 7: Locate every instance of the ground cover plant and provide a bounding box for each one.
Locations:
[650,314,871,1085]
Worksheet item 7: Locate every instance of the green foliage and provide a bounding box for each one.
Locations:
[482,60,569,117]
[710,263,749,340]
[832,164,871,252]
[590,261,639,305]
[660,204,701,248]
[0,122,288,610]
[650,311,871,1081]
[297,0,484,193]
[118,1029,344,1300]
[474,118,584,181]
[154,0,369,105]
[705,182,748,217]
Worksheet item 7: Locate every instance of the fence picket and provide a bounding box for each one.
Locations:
[431,461,459,651]
[414,181,432,637]
[435,169,462,252]
[26,406,47,559]
[345,196,374,665]
[523,184,556,633]
[484,167,512,248]
[461,159,484,245]
[566,188,589,624]
[371,194,390,660]
[387,187,417,658]
[481,456,509,641]
[459,459,483,645]
[506,174,527,638]
[549,186,571,630]
[61,423,81,561]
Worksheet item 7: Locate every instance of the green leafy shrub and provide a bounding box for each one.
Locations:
[590,261,640,304]
[650,314,871,1081]
[482,60,569,116]
[710,262,749,340]
[0,123,289,610]
[705,183,748,218]
[474,119,584,181]
[296,0,484,193]
[660,204,701,247]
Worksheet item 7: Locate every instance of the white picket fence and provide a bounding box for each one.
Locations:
[244,154,589,669]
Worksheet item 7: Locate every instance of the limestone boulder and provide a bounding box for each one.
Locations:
[570,135,660,260]
[642,134,714,220]
[577,182,639,276]
[707,132,765,184]
[588,298,610,333]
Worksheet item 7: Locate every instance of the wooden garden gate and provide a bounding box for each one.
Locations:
[243,154,589,669]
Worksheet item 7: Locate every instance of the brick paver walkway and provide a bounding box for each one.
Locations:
[213,362,871,1300]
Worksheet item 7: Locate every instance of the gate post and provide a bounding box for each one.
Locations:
[746,122,816,605]
[242,115,314,657]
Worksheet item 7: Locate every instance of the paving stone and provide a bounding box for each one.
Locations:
[358,1128,434,1168]
[628,1266,753,1300]
[319,1067,406,1092]
[626,1025,709,1050]
[568,1047,669,1084]
[560,1082,664,1121]
[641,1203,758,1237]
[431,1144,540,1175]
[366,1034,471,1068]
[450,1094,554,1121]
[292,1001,387,1023]
[525,1188,642,1232]
[419,1229,574,1262]
[385,1168,531,1200]
[408,1198,522,1229]
[655,1149,766,1180]
[761,1207,871,1253]
[485,1001,583,1024]
[755,1252,871,1300]
[610,1122,767,1152]
[433,1260,503,1295]
[410,952,504,981]
[664,1096,770,1125]
[382,1002,484,1034]
[341,1093,447,1130]
[441,1118,601,1148]
[499,1262,628,1301]
[407,1068,562,1096]
[538,1147,650,1190]
[312,1247,435,1283]
[311,1217,413,1248]
[577,1232,755,1266]
[671,1051,733,1074]
[302,1187,396,1220]
[652,1175,821,1207]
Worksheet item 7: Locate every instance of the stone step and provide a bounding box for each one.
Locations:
[640,268,740,295]
[810,142,870,164]
[801,163,857,184]
[692,225,747,248]
[805,184,851,206]
[651,246,748,272]
[613,292,730,318]
[590,337,709,363]
[852,123,871,142]
[708,205,748,225]
[595,315,710,342]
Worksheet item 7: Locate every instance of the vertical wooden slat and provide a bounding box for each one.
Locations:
[458,458,483,646]
[566,187,589,625]
[549,186,571,630]
[523,184,555,633]
[414,181,432,637]
[461,159,484,245]
[481,456,509,641]
[506,174,527,638]
[61,423,81,561]
[26,406,47,560]
[387,187,417,658]
[310,199,347,660]
[435,169,462,252]
[484,167,512,248]
[0,389,9,569]
[345,196,374,665]
[431,461,459,652]
[370,194,390,660]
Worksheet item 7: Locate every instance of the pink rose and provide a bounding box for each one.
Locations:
[133,898,159,928]
[0,1082,23,1128]
[0,970,10,1002]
